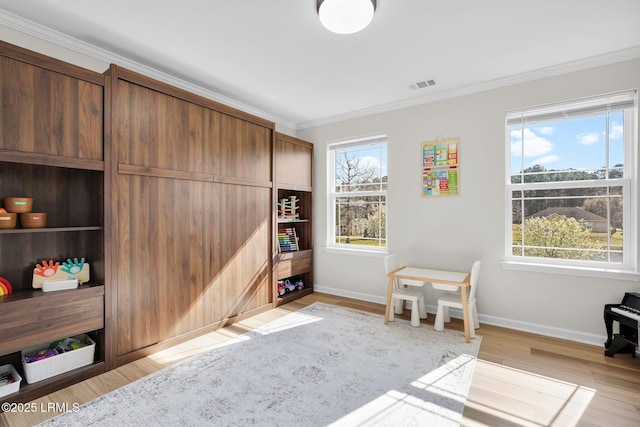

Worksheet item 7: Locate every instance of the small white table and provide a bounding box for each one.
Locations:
[385,266,472,342]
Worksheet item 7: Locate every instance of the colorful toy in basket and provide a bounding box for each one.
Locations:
[23,337,88,363]
[32,257,90,289]
[0,277,13,296]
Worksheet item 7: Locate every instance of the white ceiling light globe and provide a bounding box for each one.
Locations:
[318,0,376,35]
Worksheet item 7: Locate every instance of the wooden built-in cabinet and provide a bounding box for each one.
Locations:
[274,133,314,306]
[0,41,107,403]
[0,41,314,404]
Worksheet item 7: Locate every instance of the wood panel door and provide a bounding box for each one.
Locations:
[109,66,274,360]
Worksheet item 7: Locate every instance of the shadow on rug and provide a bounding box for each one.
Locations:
[38,302,481,426]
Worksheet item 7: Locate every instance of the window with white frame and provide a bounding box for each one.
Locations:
[506,90,637,272]
[328,135,387,249]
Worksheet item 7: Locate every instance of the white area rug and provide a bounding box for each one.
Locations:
[39,302,480,426]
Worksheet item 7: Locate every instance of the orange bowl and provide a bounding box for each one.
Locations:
[3,197,33,213]
[20,212,46,228]
[0,213,17,229]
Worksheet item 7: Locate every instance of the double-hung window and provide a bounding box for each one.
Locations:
[328,135,387,250]
[506,90,637,274]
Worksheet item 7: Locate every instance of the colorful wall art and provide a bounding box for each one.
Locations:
[422,138,460,197]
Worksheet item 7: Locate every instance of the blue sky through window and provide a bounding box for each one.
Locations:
[510,111,624,175]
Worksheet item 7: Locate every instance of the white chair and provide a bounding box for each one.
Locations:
[384,254,427,327]
[434,260,482,337]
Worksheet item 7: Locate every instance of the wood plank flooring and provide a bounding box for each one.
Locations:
[2,292,639,426]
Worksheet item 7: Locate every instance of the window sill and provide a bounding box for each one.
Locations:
[500,260,640,281]
[324,246,389,258]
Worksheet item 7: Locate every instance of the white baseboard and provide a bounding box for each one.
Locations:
[313,284,606,348]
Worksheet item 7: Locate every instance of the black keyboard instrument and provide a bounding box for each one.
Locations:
[604,292,640,357]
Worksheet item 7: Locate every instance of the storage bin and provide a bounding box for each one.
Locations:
[21,334,95,384]
[0,364,22,398]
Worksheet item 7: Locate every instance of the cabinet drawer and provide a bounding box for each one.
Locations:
[277,250,312,279]
[0,285,104,356]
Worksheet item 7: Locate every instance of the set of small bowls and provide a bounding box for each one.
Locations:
[0,198,46,229]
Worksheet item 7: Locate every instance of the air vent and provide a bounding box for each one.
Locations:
[409,79,436,90]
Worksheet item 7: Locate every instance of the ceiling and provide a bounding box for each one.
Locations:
[1,1,639,130]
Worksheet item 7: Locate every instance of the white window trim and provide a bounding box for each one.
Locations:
[503,91,639,279]
[327,135,388,254]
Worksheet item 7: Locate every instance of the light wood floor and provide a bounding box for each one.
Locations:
[2,293,639,426]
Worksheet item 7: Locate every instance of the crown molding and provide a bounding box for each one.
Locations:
[296,45,640,130]
[0,9,297,130]
[2,9,639,133]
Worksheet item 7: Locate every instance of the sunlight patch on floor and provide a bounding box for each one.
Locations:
[147,329,251,365]
[252,311,323,335]
[462,360,595,427]
[146,308,322,365]
[329,355,476,426]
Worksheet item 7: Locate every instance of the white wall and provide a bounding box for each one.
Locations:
[298,59,640,345]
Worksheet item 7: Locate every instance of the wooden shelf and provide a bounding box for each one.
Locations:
[0,149,104,171]
[277,287,313,306]
[277,218,309,223]
[0,226,102,234]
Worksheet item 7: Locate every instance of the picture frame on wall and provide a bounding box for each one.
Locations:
[421,137,460,197]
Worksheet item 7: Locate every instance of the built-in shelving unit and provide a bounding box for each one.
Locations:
[274,133,314,306]
[0,40,106,404]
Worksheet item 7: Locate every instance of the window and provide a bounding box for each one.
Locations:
[328,135,387,250]
[506,90,637,273]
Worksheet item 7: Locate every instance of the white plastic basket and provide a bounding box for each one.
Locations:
[0,364,22,398]
[21,334,95,384]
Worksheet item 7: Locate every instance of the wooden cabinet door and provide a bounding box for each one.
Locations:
[0,44,103,160]
[275,133,313,190]
[110,68,274,359]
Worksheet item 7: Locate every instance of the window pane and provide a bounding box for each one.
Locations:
[335,196,386,247]
[511,186,623,262]
[334,143,387,192]
[510,111,625,183]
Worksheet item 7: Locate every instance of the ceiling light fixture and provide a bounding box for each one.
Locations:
[317,0,376,35]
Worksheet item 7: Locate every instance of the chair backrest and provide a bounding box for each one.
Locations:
[383,253,399,275]
[468,260,482,301]
[383,253,403,291]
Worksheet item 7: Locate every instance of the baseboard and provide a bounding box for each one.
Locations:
[314,284,606,347]
[314,284,388,305]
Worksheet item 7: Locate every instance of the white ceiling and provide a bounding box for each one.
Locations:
[1,1,639,130]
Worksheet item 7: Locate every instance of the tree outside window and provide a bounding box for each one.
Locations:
[329,136,387,249]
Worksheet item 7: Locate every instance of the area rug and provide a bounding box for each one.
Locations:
[38,302,481,426]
